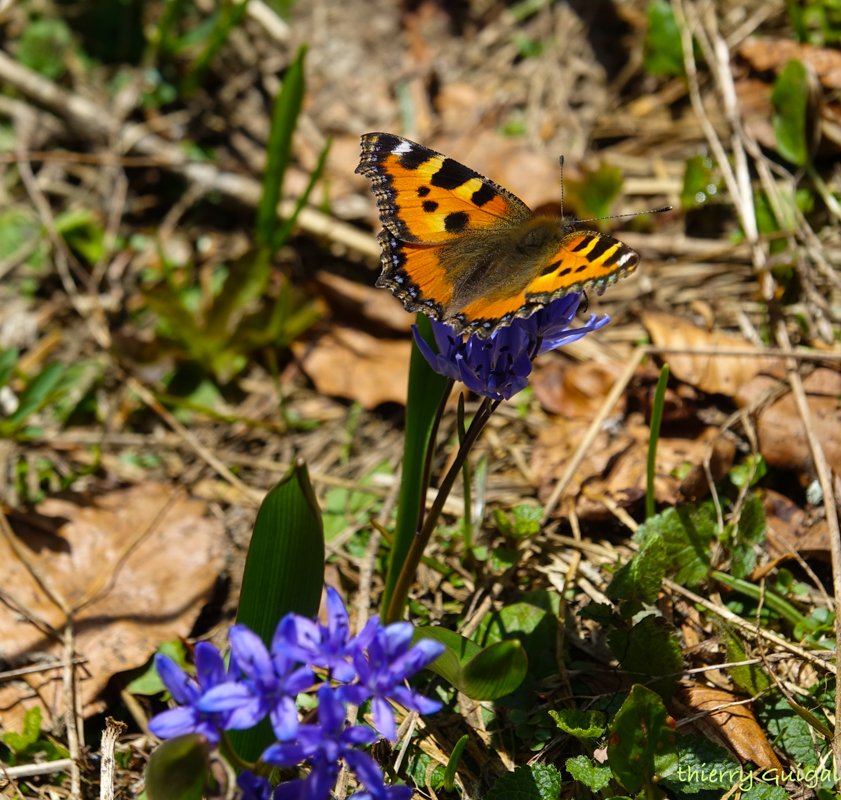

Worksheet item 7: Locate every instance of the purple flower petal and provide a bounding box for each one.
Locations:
[371,695,396,741]
[148,706,201,740]
[229,625,274,684]
[194,642,226,689]
[155,655,197,705]
[269,693,300,742]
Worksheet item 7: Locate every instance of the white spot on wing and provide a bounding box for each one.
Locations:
[392,141,413,156]
[618,252,635,267]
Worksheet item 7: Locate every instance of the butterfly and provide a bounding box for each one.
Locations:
[356,132,647,339]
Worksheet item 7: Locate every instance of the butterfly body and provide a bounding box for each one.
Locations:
[357,132,640,338]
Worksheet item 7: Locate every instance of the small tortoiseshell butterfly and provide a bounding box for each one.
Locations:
[356,132,645,339]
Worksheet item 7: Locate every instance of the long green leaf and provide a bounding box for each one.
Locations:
[772,59,810,167]
[645,363,669,519]
[4,362,64,428]
[444,735,469,792]
[416,626,528,700]
[256,46,306,248]
[381,314,449,617]
[0,347,18,390]
[271,136,332,252]
[230,458,324,762]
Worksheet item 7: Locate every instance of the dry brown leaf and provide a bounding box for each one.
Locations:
[679,437,737,502]
[739,38,841,89]
[673,685,783,773]
[0,483,224,732]
[642,312,782,396]
[310,271,414,335]
[530,359,625,419]
[292,326,411,408]
[531,413,716,520]
[763,489,832,562]
[735,369,841,476]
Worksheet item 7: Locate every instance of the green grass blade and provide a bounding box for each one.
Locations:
[5,363,65,429]
[645,364,669,519]
[0,347,18,389]
[271,136,332,253]
[229,458,324,762]
[183,0,250,96]
[444,735,469,791]
[381,314,449,617]
[256,45,306,248]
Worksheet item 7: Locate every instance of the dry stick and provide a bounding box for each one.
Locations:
[99,718,127,800]
[540,347,645,524]
[0,760,74,779]
[63,624,82,800]
[774,320,841,767]
[127,378,263,505]
[663,578,836,676]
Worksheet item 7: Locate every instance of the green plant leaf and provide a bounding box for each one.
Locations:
[729,453,767,488]
[756,694,831,767]
[741,785,788,800]
[0,347,18,390]
[660,733,741,794]
[730,492,766,578]
[256,45,306,248]
[2,706,43,754]
[509,504,542,536]
[416,627,528,700]
[18,17,74,80]
[644,2,684,77]
[646,363,669,519]
[230,459,324,762]
[681,155,720,209]
[381,314,450,619]
[127,640,189,696]
[716,621,772,697]
[484,764,561,800]
[443,734,469,791]
[566,163,624,224]
[565,755,612,792]
[772,59,810,166]
[144,734,210,800]
[475,602,557,680]
[550,708,605,741]
[607,615,682,702]
[607,684,678,794]
[606,532,667,605]
[633,502,715,587]
[2,362,65,434]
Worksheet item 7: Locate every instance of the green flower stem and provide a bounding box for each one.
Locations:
[386,396,498,623]
[712,571,806,627]
[219,731,256,774]
[417,377,455,531]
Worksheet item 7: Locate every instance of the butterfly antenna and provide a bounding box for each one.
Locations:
[559,155,565,224]
[577,206,672,224]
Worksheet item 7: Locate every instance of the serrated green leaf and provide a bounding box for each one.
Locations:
[772,60,810,166]
[145,734,210,800]
[607,685,678,794]
[757,695,831,767]
[404,750,446,791]
[579,602,614,626]
[566,755,612,791]
[484,764,561,800]
[230,459,324,762]
[493,508,513,536]
[741,784,788,800]
[729,453,767,488]
[644,2,684,77]
[634,502,715,587]
[607,615,682,701]
[550,708,605,740]
[660,733,741,794]
[606,533,666,605]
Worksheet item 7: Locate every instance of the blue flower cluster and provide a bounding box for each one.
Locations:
[149,587,445,800]
[413,293,609,401]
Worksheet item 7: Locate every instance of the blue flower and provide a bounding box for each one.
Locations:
[413,295,609,400]
[263,686,383,800]
[275,587,378,683]
[413,322,532,401]
[515,293,610,355]
[237,771,273,800]
[197,625,314,741]
[148,642,235,743]
[339,624,444,741]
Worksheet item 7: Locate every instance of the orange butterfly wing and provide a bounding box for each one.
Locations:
[356,133,641,338]
[356,132,530,244]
